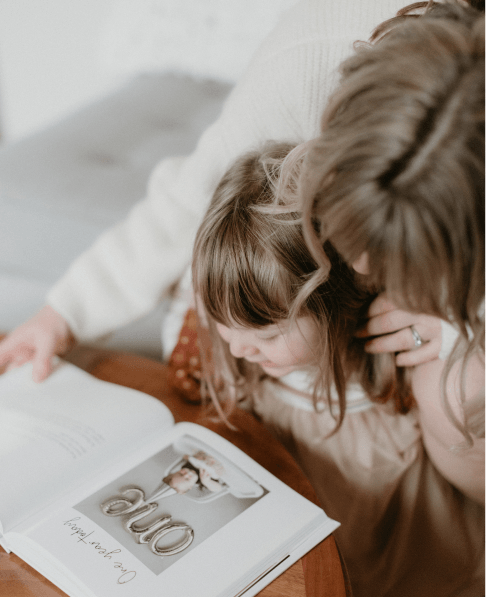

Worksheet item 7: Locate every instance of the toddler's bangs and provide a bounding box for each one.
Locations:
[196,216,291,330]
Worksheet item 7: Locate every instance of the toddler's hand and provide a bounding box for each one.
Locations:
[0,305,75,382]
[199,469,211,482]
[355,295,442,367]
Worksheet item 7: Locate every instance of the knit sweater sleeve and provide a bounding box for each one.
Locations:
[47,0,405,341]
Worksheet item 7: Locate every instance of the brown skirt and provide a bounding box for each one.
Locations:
[253,382,485,597]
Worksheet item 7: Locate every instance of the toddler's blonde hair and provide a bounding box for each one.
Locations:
[192,142,413,431]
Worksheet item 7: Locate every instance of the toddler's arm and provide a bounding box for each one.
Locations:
[0,305,75,382]
[411,351,485,505]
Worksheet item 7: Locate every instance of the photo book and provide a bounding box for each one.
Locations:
[0,360,339,597]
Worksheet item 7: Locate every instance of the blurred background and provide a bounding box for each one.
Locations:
[0,0,296,141]
[0,0,296,356]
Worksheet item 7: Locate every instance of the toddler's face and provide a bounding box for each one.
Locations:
[216,317,319,378]
[168,468,198,493]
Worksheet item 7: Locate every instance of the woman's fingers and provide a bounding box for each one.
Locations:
[357,295,444,366]
[31,334,58,382]
[0,306,75,381]
[357,308,416,338]
[0,334,24,367]
[364,327,413,353]
[395,341,441,367]
[364,295,397,318]
[363,325,440,363]
[3,346,33,371]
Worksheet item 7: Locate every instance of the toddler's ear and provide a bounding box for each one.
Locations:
[351,252,370,275]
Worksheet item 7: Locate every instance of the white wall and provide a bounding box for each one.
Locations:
[0,0,119,141]
[0,0,297,142]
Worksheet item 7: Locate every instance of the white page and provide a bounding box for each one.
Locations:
[9,423,337,597]
[0,361,174,534]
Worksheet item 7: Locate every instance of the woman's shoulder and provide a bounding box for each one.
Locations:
[261,0,408,49]
[234,0,412,140]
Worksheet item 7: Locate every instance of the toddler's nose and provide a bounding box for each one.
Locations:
[229,335,259,359]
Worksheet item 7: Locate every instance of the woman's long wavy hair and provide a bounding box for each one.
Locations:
[300,1,485,443]
[192,142,377,432]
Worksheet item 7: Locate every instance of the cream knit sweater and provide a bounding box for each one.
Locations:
[47,0,407,342]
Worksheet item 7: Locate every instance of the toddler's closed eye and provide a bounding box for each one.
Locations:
[260,335,279,342]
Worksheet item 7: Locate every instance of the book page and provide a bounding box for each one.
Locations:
[0,361,174,534]
[9,423,338,597]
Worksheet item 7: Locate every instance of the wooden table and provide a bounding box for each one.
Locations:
[0,344,351,597]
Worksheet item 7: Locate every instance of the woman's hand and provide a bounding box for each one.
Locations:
[0,305,75,382]
[355,295,443,367]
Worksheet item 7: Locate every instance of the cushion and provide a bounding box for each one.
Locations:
[0,73,232,356]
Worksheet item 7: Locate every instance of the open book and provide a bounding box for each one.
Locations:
[0,361,339,597]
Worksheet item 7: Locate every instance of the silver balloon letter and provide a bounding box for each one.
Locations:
[150,523,194,556]
[100,486,146,516]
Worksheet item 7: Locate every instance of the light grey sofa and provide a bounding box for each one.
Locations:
[0,73,231,357]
